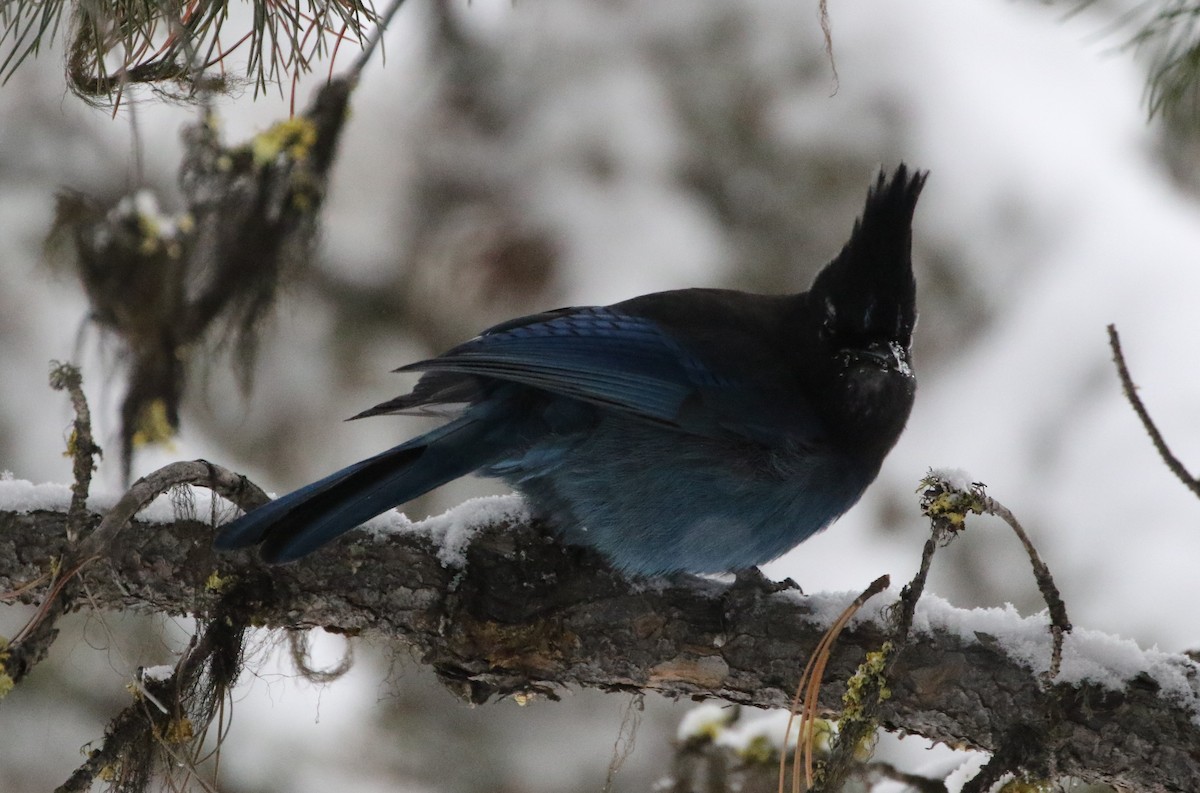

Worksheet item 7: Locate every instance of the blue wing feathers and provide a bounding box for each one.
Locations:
[398,308,704,422]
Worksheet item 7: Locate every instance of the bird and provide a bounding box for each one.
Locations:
[215,164,926,575]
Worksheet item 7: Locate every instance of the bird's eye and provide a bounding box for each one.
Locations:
[821,298,838,341]
[862,301,875,329]
[820,318,835,342]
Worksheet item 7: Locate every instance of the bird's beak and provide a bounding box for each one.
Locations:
[842,341,910,373]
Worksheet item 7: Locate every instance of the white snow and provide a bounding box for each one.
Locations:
[138,664,175,682]
[925,467,978,494]
[0,477,528,571]
[714,709,813,755]
[0,477,245,527]
[944,753,993,793]
[791,586,1200,724]
[914,592,1200,710]
[676,701,736,742]
[360,492,530,568]
[0,479,74,513]
[675,704,819,757]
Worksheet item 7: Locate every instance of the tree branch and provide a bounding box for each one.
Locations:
[1,490,1199,791]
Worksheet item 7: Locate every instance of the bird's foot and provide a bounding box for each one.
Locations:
[731,567,802,595]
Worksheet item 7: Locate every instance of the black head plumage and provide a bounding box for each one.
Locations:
[810,165,926,348]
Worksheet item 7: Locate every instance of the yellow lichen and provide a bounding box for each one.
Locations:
[132,399,176,448]
[918,473,988,533]
[834,641,893,762]
[161,717,194,744]
[997,780,1055,793]
[205,570,235,593]
[251,117,318,167]
[842,641,893,720]
[738,734,777,765]
[63,428,79,458]
[0,636,12,700]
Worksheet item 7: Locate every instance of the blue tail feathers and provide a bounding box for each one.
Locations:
[215,417,500,563]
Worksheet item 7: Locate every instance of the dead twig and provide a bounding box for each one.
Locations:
[980,495,1071,679]
[1107,323,1200,500]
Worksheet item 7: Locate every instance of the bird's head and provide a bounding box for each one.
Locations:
[806,165,927,446]
[809,165,925,364]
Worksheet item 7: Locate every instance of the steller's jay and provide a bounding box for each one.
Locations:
[215,165,926,575]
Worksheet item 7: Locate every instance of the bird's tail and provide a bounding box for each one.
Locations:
[215,416,503,563]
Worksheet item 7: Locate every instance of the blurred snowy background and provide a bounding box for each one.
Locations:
[2,0,1200,790]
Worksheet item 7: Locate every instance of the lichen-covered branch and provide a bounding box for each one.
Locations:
[1,498,1199,792]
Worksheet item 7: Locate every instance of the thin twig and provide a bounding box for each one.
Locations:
[817,0,839,95]
[981,495,1071,679]
[351,0,408,77]
[48,361,101,542]
[1108,323,1200,500]
[894,532,938,645]
[54,581,256,793]
[603,692,644,793]
[73,459,269,563]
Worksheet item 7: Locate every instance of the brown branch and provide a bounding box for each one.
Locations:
[980,494,1071,679]
[1108,324,1200,500]
[0,491,1198,791]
